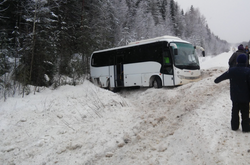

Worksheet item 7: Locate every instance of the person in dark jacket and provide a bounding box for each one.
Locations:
[245,45,250,62]
[215,54,250,132]
[228,44,249,67]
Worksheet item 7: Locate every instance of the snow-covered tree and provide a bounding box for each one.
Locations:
[13,0,56,87]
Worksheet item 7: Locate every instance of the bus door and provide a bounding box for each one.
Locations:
[108,55,115,88]
[162,47,175,86]
[115,55,124,87]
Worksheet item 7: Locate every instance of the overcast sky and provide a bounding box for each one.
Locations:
[175,0,250,44]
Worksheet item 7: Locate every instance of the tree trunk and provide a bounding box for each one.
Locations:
[29,0,38,83]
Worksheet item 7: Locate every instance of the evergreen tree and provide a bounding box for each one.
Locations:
[85,0,116,49]
[14,0,55,86]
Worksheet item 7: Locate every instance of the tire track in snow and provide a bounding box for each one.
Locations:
[94,68,232,165]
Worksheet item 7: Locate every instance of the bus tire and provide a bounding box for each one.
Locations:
[153,77,162,88]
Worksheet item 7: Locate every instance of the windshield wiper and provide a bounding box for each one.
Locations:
[187,62,198,66]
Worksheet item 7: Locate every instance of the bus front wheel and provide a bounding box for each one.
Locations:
[153,77,162,88]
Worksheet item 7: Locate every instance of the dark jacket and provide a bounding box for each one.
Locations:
[214,64,250,102]
[245,48,250,56]
[228,50,248,67]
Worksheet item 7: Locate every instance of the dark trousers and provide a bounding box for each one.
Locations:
[231,102,249,131]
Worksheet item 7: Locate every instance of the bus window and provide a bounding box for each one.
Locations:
[164,56,170,64]
[173,42,200,69]
[91,52,111,67]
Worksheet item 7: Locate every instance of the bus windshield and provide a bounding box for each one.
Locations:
[172,42,200,69]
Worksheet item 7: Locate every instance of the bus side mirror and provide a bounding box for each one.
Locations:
[202,51,205,57]
[194,45,205,57]
[174,49,178,55]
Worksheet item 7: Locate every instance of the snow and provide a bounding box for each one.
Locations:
[2,50,250,165]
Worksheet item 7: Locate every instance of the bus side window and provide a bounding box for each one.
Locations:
[91,56,95,66]
[91,54,99,66]
[164,56,170,64]
[92,52,112,67]
[124,48,131,64]
[163,51,172,65]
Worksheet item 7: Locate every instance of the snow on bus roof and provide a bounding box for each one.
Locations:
[92,36,189,54]
[128,35,186,45]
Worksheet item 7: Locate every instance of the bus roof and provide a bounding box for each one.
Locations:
[128,35,189,45]
[92,35,190,54]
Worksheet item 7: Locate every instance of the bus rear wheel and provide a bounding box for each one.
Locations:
[153,77,162,88]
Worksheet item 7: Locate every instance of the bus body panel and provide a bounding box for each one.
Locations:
[124,62,161,74]
[123,62,161,87]
[99,76,109,87]
[163,74,174,86]
[173,67,201,85]
[124,74,142,87]
[90,66,108,78]
[90,66,109,87]
[142,73,155,86]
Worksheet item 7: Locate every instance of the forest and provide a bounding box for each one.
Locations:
[0,0,230,100]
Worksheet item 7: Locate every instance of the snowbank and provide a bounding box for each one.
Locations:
[2,51,250,165]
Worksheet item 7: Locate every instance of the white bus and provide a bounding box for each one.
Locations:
[90,35,204,91]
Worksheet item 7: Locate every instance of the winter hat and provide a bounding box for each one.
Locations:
[237,54,247,63]
[238,44,244,50]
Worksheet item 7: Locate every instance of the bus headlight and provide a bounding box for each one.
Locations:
[177,75,185,79]
[177,75,201,80]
